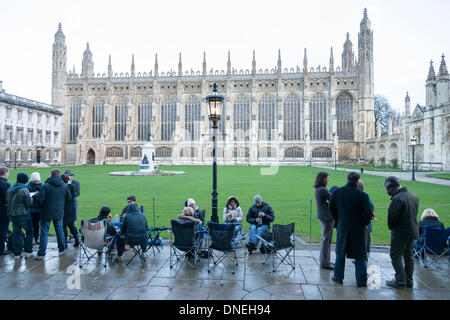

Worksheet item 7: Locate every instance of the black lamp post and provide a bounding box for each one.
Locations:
[410,136,417,181]
[206,83,224,223]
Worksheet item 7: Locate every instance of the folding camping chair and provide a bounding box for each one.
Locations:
[126,237,149,267]
[147,226,169,255]
[78,219,109,268]
[169,219,205,269]
[256,223,296,272]
[207,222,247,274]
[413,226,450,268]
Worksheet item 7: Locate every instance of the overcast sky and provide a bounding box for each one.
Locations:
[1,0,449,113]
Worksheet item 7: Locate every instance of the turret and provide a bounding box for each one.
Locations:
[342,33,355,72]
[329,47,334,72]
[154,53,158,77]
[426,60,436,108]
[81,42,94,78]
[178,52,182,77]
[436,54,449,106]
[52,23,67,106]
[277,49,281,75]
[405,92,410,118]
[202,52,207,76]
[227,51,231,75]
[131,54,135,77]
[252,50,256,75]
[108,55,113,78]
[303,48,308,73]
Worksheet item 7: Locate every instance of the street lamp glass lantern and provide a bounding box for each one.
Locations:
[206,83,224,122]
[410,136,417,146]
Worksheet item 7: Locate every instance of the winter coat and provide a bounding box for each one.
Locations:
[89,216,117,237]
[63,183,77,224]
[27,182,43,214]
[121,204,148,242]
[387,187,419,241]
[329,182,373,260]
[120,203,141,222]
[223,196,244,224]
[38,176,72,221]
[246,201,275,226]
[418,216,445,235]
[315,186,333,221]
[71,179,81,215]
[6,183,31,217]
[0,177,10,217]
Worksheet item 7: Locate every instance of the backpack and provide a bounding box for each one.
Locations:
[260,229,273,254]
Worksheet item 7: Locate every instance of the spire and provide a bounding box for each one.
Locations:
[178,52,182,77]
[108,55,113,78]
[277,49,281,75]
[360,7,371,29]
[202,52,207,76]
[131,54,135,77]
[405,91,410,102]
[342,33,355,72]
[252,50,256,75]
[405,92,411,118]
[154,53,158,77]
[227,50,231,75]
[54,22,65,41]
[82,42,94,78]
[329,47,334,72]
[303,48,308,73]
[427,60,436,81]
[438,54,449,77]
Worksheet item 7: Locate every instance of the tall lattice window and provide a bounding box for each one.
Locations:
[185,96,201,141]
[233,95,250,141]
[258,94,277,141]
[309,93,327,140]
[161,96,177,141]
[92,98,104,138]
[138,98,152,141]
[336,92,354,140]
[69,99,81,142]
[283,94,302,140]
[114,97,128,141]
[155,147,172,158]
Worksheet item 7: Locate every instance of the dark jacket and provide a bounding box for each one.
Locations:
[387,187,419,241]
[27,182,43,214]
[6,183,31,217]
[419,217,445,235]
[38,176,72,221]
[120,203,141,222]
[89,216,117,237]
[0,177,11,217]
[121,204,148,242]
[246,201,275,226]
[315,186,333,221]
[63,183,77,224]
[71,179,81,215]
[329,182,373,260]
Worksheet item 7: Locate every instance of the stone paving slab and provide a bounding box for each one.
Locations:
[0,238,449,300]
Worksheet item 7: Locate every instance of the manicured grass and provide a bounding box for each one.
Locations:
[426,173,450,181]
[337,165,407,172]
[8,165,450,245]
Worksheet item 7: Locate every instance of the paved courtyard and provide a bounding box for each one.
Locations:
[0,237,448,300]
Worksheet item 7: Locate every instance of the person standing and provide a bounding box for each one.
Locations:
[7,173,33,259]
[27,172,43,245]
[0,167,11,256]
[314,171,334,270]
[357,180,375,260]
[61,174,80,247]
[35,169,72,259]
[64,170,80,243]
[384,176,419,289]
[245,195,275,253]
[329,172,372,287]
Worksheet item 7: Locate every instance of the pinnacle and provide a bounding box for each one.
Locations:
[438,54,448,77]
[427,60,436,81]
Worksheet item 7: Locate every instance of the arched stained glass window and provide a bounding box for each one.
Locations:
[69,98,81,142]
[138,98,152,141]
[161,96,177,141]
[114,97,128,141]
[185,96,201,141]
[285,147,304,158]
[106,147,123,157]
[336,92,354,140]
[312,147,332,158]
[283,94,302,141]
[92,98,104,138]
[155,147,172,158]
[233,95,251,141]
[258,94,277,141]
[309,93,327,140]
[233,147,250,158]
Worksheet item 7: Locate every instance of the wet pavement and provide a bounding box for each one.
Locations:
[0,237,448,300]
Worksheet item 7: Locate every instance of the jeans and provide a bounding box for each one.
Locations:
[117,236,148,257]
[319,219,334,268]
[38,219,66,256]
[63,222,80,245]
[11,215,34,256]
[334,254,368,287]
[249,224,270,246]
[0,215,9,254]
[196,223,206,248]
[390,237,414,285]
[30,211,40,241]
[233,224,241,238]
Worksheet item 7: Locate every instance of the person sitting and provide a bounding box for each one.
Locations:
[88,206,118,256]
[223,196,243,237]
[116,203,148,262]
[178,206,206,252]
[119,195,139,222]
[245,195,275,253]
[185,198,205,224]
[415,208,445,253]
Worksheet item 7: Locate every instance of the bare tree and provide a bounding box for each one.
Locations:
[374,94,397,137]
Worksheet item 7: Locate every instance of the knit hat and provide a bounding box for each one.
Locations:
[187,198,196,207]
[254,195,263,204]
[17,173,29,184]
[30,172,41,182]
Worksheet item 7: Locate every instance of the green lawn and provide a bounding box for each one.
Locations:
[336,164,412,172]
[426,173,450,181]
[7,165,450,245]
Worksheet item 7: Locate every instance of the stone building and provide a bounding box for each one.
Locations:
[0,81,63,167]
[365,55,450,171]
[55,10,375,166]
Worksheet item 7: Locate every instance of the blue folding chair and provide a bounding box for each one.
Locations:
[414,226,450,268]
